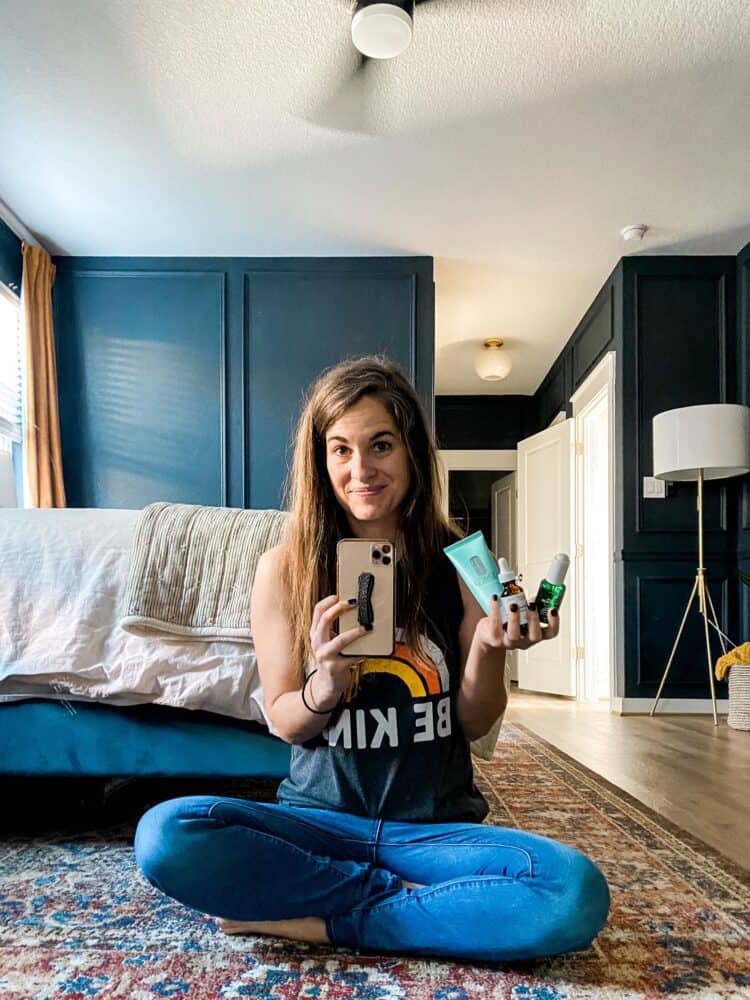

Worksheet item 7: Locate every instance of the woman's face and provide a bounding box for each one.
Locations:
[325,395,411,538]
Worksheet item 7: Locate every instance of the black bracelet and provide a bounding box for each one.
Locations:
[301,669,343,715]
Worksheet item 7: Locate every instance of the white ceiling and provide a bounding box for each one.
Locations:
[1,0,749,394]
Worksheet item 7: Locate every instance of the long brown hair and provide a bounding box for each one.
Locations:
[280,354,462,689]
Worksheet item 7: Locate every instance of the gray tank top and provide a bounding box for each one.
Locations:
[276,552,490,823]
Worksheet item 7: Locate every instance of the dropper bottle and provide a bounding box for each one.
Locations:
[497,558,529,635]
[535,553,570,624]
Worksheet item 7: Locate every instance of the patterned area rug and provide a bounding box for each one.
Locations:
[0,722,748,1000]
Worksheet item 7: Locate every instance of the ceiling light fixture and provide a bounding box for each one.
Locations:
[475,338,512,381]
[620,224,648,242]
[351,1,414,60]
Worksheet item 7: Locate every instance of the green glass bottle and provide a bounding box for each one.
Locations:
[536,553,570,624]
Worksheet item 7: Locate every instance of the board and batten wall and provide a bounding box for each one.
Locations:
[617,257,738,705]
[52,256,434,511]
[435,395,536,450]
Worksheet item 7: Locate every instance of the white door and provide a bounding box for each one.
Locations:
[516,419,575,695]
[492,474,518,681]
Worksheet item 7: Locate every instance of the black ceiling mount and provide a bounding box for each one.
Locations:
[352,0,416,13]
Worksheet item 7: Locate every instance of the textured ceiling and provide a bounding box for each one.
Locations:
[1,0,749,393]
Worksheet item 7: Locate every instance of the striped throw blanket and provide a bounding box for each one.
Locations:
[121,503,288,642]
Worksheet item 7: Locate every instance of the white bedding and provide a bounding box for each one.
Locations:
[0,508,274,730]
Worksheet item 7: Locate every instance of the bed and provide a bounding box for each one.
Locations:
[0,507,291,779]
[0,700,291,778]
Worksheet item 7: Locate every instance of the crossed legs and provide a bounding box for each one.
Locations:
[134,796,609,962]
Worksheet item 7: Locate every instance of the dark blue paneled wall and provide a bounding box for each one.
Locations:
[435,395,536,450]
[0,219,21,294]
[52,257,434,510]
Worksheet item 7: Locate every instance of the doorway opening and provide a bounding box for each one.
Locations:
[438,450,517,528]
[448,469,520,681]
[438,450,518,680]
[448,469,512,550]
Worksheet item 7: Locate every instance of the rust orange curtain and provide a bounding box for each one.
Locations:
[21,242,66,508]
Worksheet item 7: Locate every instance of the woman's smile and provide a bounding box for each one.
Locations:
[350,485,386,496]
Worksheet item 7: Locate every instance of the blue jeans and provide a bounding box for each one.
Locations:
[134,796,610,964]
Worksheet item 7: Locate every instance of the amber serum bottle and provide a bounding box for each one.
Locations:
[497,557,529,635]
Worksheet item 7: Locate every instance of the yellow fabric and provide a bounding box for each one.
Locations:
[715,641,750,682]
[21,242,66,508]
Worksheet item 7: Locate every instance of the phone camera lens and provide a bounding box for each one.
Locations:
[382,555,391,565]
[372,549,381,560]
[382,544,391,554]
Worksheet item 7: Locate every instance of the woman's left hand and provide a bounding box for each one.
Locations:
[474,596,560,651]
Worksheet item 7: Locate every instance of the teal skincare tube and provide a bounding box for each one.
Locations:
[444,531,498,615]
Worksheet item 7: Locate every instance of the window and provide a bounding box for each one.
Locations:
[0,283,22,454]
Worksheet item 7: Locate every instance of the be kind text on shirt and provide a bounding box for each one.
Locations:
[322,696,451,750]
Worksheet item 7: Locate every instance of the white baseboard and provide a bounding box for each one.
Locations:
[611,697,729,715]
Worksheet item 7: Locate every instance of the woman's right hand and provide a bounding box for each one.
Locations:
[309,594,368,704]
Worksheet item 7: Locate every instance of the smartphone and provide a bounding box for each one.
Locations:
[336,538,396,657]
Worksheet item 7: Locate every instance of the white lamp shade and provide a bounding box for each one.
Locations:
[652,403,750,481]
[474,343,512,381]
[0,450,17,506]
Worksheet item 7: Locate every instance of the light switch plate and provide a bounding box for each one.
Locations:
[643,476,667,498]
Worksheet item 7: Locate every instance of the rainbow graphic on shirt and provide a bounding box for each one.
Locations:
[359,639,450,698]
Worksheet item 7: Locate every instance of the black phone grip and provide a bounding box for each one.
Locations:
[357,572,375,627]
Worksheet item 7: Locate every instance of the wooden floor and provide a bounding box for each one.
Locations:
[504,689,750,872]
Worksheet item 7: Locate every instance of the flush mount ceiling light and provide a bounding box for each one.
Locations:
[620,224,648,242]
[474,338,512,381]
[351,1,415,59]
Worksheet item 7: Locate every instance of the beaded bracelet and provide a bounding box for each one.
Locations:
[301,669,343,715]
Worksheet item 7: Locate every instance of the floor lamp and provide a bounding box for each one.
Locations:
[650,403,750,725]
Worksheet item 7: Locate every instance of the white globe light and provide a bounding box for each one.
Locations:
[352,3,413,60]
[474,339,512,381]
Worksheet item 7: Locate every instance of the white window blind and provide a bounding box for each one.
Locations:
[0,284,22,447]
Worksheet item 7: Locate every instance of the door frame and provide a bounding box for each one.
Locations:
[437,450,517,518]
[570,351,616,706]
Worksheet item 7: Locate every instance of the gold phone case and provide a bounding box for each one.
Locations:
[336,538,396,658]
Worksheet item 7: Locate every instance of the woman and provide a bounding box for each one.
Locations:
[135,355,609,963]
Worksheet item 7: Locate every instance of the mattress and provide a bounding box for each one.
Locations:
[0,508,276,731]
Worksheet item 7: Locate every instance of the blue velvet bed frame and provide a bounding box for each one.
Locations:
[0,700,291,779]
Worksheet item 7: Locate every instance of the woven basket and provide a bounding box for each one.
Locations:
[727,664,750,731]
